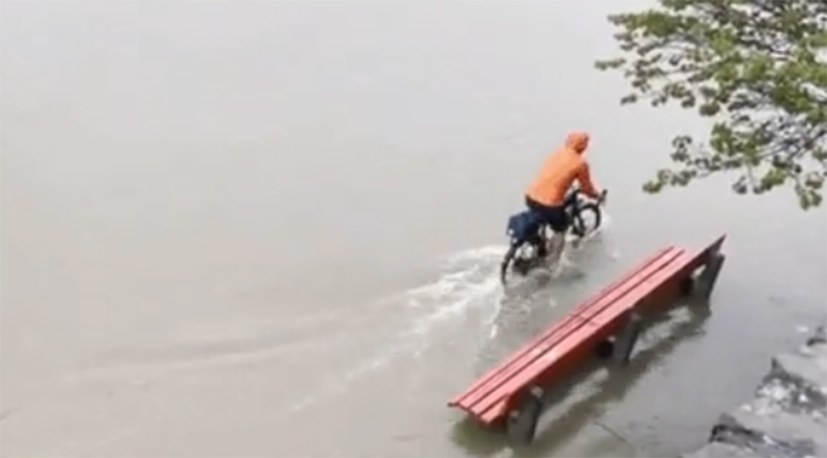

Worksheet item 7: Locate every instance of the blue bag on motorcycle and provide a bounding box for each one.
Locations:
[506,210,542,242]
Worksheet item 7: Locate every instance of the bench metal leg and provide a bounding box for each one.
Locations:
[506,386,543,445]
[595,339,615,359]
[679,275,694,297]
[612,312,642,365]
[696,252,726,301]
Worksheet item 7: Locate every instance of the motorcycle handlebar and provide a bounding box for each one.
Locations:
[598,189,608,205]
[568,187,608,205]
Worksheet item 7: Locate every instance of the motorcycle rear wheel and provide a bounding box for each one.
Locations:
[500,239,543,286]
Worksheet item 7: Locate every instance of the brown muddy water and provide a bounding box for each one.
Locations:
[2,1,826,457]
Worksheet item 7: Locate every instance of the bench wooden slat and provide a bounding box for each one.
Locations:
[449,247,687,420]
[476,250,698,424]
[447,246,676,412]
[447,235,727,444]
[467,250,690,423]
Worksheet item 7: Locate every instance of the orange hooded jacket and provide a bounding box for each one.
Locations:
[526,132,600,206]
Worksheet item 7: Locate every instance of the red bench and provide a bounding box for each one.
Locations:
[447,235,726,444]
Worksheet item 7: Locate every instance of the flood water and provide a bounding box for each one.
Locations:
[2,1,826,457]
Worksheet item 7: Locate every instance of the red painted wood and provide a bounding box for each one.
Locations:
[447,246,676,410]
[447,235,726,427]
[471,251,693,423]
[448,247,683,415]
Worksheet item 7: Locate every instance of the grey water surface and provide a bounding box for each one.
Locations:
[2,1,825,457]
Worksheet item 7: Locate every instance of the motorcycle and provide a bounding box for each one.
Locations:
[500,188,607,285]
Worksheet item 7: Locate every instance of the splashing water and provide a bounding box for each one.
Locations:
[287,245,507,412]
[288,212,614,412]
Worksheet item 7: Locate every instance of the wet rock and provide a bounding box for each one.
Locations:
[806,325,826,346]
[763,344,827,412]
[713,406,826,457]
[686,328,827,458]
[684,441,769,458]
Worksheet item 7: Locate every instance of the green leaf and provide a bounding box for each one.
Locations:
[595,0,827,210]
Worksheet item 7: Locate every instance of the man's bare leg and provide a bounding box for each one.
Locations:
[546,231,566,269]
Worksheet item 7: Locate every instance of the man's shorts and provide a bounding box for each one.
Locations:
[524,196,569,233]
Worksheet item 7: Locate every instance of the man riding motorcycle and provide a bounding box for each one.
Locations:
[524,131,603,261]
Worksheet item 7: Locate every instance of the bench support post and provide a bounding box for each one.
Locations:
[696,250,725,301]
[613,312,642,365]
[679,275,694,297]
[506,386,543,445]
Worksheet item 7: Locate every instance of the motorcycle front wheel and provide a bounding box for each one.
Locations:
[571,203,602,238]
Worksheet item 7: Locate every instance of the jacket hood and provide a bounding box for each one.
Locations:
[565,131,589,154]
